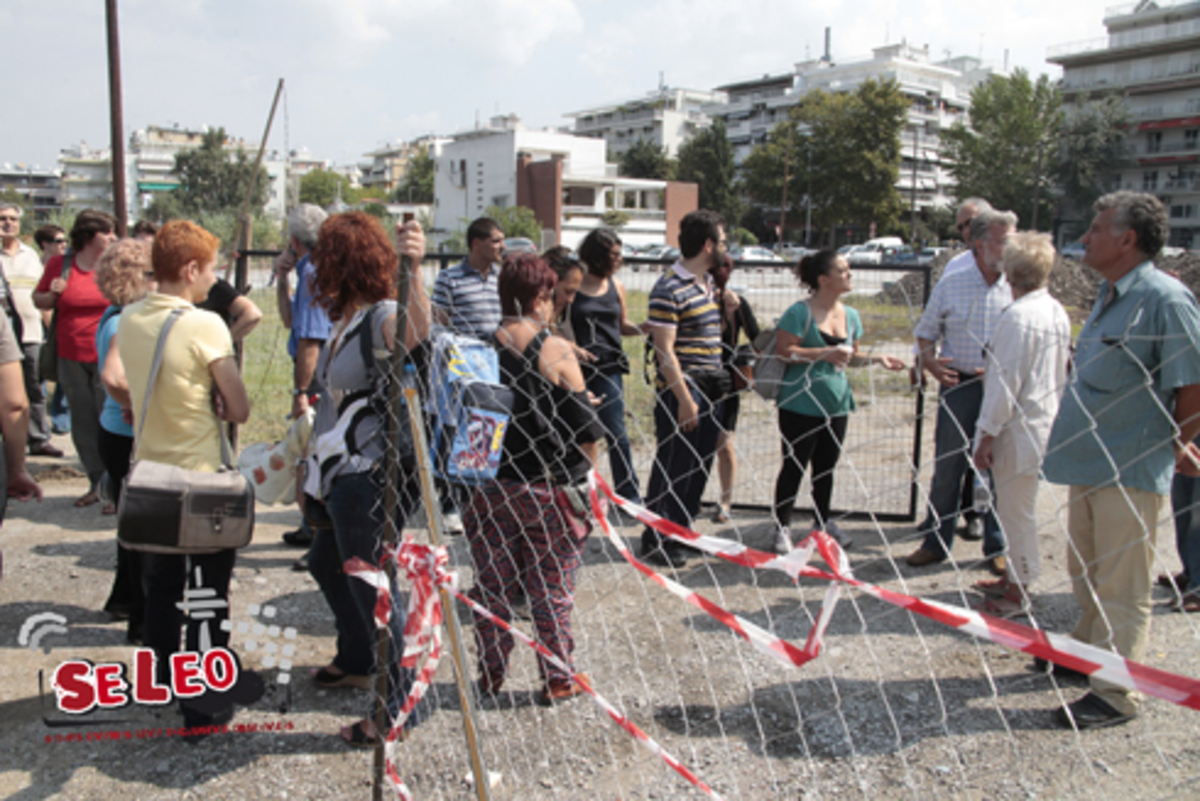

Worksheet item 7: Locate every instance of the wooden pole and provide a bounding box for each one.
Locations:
[104,0,127,236]
[377,255,491,800]
[225,79,284,279]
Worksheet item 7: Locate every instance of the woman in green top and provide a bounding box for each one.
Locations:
[772,250,904,554]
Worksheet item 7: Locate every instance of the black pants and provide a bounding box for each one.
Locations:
[773,409,848,529]
[98,426,142,634]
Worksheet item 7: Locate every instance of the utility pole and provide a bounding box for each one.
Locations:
[804,139,812,247]
[909,126,919,244]
[1031,138,1045,231]
[779,125,792,247]
[105,0,127,236]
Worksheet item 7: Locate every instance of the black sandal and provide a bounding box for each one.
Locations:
[341,721,378,749]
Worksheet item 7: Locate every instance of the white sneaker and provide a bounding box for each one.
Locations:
[442,512,465,535]
[774,527,793,555]
[824,520,852,549]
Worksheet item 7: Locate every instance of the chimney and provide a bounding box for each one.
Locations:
[824,27,831,62]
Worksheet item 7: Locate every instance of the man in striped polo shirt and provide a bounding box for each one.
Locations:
[431,217,504,534]
[641,210,728,567]
[432,217,504,339]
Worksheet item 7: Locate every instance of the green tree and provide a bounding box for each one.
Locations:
[299,168,360,208]
[676,118,742,223]
[943,69,1063,230]
[486,205,542,242]
[743,79,907,244]
[601,209,632,228]
[394,145,434,203]
[618,138,675,180]
[161,127,268,218]
[1055,93,1130,220]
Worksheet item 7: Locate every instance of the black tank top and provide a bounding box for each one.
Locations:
[495,329,604,485]
[569,278,626,374]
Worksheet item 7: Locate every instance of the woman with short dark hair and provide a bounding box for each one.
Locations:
[466,252,604,704]
[771,250,905,554]
[32,209,117,507]
[569,227,644,505]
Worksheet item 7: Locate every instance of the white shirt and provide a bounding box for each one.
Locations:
[0,242,46,345]
[913,263,1012,374]
[940,249,975,280]
[976,288,1072,473]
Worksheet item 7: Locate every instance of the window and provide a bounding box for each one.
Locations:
[1147,131,1163,153]
[1143,171,1159,190]
[1187,129,1199,150]
[1170,204,1194,219]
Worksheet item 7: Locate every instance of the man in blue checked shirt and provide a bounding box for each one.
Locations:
[1040,192,1200,730]
[905,209,1016,575]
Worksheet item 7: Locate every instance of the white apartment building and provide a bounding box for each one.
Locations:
[0,163,61,218]
[59,142,121,214]
[361,136,449,196]
[708,41,1005,215]
[564,86,728,158]
[433,115,695,250]
[1049,0,1200,247]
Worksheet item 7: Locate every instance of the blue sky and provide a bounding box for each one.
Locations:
[3,0,1109,171]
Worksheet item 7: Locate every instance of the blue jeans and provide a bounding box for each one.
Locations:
[586,370,642,503]
[1171,471,1200,593]
[642,383,723,551]
[309,468,423,724]
[919,377,1005,559]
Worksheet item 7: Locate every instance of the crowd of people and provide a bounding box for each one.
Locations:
[4,188,1199,746]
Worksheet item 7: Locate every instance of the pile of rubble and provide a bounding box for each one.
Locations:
[879,247,1199,316]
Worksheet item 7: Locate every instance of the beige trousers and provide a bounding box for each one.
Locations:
[1066,484,1165,715]
[991,432,1042,586]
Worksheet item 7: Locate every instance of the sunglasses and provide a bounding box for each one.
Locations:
[52,237,67,244]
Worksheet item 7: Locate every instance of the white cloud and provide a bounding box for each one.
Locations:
[303,0,584,69]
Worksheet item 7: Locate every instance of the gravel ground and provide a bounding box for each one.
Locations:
[3,419,1200,800]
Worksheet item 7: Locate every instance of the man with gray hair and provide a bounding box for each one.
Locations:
[1041,191,1200,729]
[0,202,61,457]
[906,209,1017,573]
[941,197,993,280]
[936,196,994,539]
[274,202,331,550]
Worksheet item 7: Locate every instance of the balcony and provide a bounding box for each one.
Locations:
[1050,17,1200,61]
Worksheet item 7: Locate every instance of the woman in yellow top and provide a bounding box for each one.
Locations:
[118,220,249,738]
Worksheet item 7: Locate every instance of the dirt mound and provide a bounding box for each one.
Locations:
[29,463,86,482]
[879,248,1200,315]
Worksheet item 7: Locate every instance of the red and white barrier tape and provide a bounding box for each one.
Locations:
[346,539,452,801]
[349,537,724,800]
[588,471,1200,712]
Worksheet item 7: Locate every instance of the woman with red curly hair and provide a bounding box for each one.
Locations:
[465,252,604,706]
[300,211,432,748]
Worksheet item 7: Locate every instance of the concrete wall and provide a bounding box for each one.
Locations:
[664,181,699,246]
[516,154,563,245]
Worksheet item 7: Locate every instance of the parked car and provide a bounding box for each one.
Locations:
[733,246,784,263]
[881,246,919,267]
[910,247,947,267]
[1060,239,1085,260]
[847,237,905,266]
[505,237,537,254]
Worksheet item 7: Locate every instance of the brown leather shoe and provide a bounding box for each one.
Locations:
[29,442,64,457]
[905,547,945,567]
[988,555,1008,577]
[539,672,590,705]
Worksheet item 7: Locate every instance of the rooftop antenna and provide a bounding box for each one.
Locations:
[659,70,665,92]
[824,27,831,61]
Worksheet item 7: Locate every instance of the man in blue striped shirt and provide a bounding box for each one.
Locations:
[641,210,727,568]
[432,217,504,339]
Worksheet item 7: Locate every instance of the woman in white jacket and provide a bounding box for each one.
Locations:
[972,232,1072,617]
